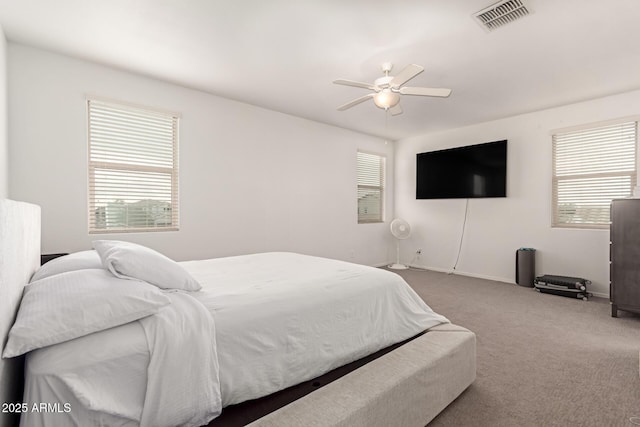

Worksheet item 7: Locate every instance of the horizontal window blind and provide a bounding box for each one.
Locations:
[357,151,385,223]
[88,99,179,233]
[552,121,637,228]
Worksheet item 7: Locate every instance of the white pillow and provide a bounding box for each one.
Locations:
[2,269,171,358]
[30,250,103,282]
[93,240,201,291]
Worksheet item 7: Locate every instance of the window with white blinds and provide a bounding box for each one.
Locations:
[357,151,385,223]
[88,99,179,233]
[552,120,637,229]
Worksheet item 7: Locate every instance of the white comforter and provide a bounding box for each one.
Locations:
[184,252,449,405]
[139,292,221,427]
[22,292,220,427]
[22,252,448,425]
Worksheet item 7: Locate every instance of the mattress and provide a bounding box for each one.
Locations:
[21,252,449,426]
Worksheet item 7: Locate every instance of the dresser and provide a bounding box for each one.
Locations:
[610,199,640,317]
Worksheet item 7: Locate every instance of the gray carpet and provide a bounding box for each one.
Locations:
[393,268,640,427]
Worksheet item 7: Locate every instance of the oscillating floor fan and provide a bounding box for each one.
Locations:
[389,218,411,270]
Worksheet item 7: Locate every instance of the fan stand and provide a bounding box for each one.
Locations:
[389,240,408,270]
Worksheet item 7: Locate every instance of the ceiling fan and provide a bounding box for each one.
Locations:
[333,63,452,116]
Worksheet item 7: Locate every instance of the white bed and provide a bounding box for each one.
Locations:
[0,199,476,427]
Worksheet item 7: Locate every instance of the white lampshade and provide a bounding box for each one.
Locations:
[373,89,400,109]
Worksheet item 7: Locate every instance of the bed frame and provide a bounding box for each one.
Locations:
[248,323,475,427]
[0,200,40,427]
[0,198,476,427]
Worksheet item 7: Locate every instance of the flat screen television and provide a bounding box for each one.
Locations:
[416,140,507,199]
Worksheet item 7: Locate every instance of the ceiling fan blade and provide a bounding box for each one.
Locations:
[336,93,375,111]
[390,64,424,88]
[389,104,403,116]
[333,79,376,90]
[399,87,452,97]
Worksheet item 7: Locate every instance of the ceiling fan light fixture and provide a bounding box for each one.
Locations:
[373,89,400,109]
[334,63,451,115]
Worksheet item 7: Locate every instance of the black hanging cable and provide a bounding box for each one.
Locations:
[452,199,470,272]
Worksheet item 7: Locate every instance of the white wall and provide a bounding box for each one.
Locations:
[0,25,7,198]
[8,43,394,265]
[396,90,640,297]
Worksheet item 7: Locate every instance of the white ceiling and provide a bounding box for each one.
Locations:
[1,0,640,140]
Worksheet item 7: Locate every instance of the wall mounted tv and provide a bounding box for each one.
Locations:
[416,140,507,199]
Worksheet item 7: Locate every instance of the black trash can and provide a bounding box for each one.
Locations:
[515,248,536,287]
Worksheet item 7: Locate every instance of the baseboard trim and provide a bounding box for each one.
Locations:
[401,262,610,299]
[407,263,513,284]
[372,262,391,268]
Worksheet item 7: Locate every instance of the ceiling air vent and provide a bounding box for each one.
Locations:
[474,0,531,31]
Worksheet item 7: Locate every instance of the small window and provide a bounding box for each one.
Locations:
[88,99,180,233]
[552,120,637,229]
[357,151,386,223]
